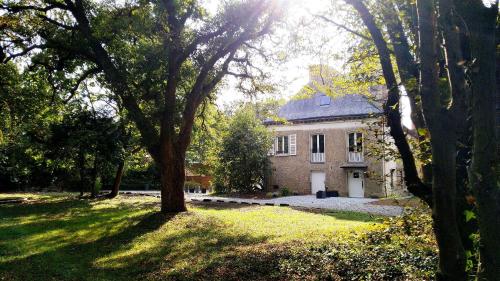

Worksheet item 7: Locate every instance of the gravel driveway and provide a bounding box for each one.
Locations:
[118,191,404,216]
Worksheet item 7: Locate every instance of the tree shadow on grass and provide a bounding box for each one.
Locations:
[0,198,270,281]
[188,201,262,210]
[288,206,382,223]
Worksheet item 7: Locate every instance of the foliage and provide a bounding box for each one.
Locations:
[46,110,124,194]
[280,187,291,197]
[186,103,228,176]
[184,180,201,189]
[1,0,283,211]
[0,63,63,190]
[214,106,272,193]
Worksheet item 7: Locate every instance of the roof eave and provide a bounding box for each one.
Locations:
[263,112,383,126]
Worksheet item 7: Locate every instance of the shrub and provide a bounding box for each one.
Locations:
[214,107,272,193]
[280,187,291,197]
[184,181,201,189]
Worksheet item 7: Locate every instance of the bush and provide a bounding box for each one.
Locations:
[265,192,275,198]
[280,187,291,197]
[214,107,272,193]
[184,181,201,189]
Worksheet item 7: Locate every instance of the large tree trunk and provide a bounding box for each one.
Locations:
[417,0,466,279]
[428,120,466,281]
[463,1,500,279]
[437,0,477,267]
[107,160,125,199]
[158,140,187,213]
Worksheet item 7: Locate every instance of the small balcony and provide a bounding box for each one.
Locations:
[311,152,325,163]
[348,151,363,162]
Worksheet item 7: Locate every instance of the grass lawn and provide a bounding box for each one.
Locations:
[0,193,384,281]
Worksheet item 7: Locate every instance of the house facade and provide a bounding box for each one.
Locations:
[265,92,405,198]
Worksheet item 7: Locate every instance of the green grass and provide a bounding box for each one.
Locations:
[0,193,381,281]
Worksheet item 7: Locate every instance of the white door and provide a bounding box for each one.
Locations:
[311,171,326,194]
[348,170,364,198]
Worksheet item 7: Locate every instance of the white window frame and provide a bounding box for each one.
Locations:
[346,132,364,162]
[275,135,289,155]
[347,132,363,153]
[274,134,297,156]
[310,133,325,163]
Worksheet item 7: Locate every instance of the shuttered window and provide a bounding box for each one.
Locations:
[274,134,297,156]
[276,135,289,155]
[289,134,297,155]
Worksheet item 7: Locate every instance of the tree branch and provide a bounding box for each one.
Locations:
[37,14,77,30]
[64,67,101,103]
[315,14,372,41]
[3,44,47,63]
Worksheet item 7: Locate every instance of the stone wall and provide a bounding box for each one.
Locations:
[268,119,388,198]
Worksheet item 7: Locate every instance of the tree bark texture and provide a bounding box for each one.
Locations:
[461,1,500,279]
[417,0,466,279]
[107,160,125,199]
[382,1,425,131]
[158,140,187,213]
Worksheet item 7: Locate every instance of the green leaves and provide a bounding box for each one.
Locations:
[464,210,476,223]
[215,105,272,192]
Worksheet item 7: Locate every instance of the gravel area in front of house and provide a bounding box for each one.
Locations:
[189,194,403,216]
[116,190,404,216]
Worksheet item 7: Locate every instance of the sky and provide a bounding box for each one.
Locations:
[205,0,414,128]
[204,0,348,108]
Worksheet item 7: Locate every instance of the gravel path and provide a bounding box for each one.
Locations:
[117,191,403,216]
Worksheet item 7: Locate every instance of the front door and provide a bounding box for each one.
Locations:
[311,171,326,194]
[348,170,364,197]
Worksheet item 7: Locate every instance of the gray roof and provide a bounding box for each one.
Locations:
[266,93,382,124]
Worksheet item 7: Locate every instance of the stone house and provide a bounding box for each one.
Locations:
[265,89,405,198]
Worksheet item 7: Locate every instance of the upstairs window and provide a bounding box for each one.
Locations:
[311,134,325,153]
[348,132,363,152]
[276,135,289,155]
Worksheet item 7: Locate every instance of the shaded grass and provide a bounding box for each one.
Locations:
[0,193,380,281]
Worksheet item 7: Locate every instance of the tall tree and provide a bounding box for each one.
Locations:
[458,1,500,279]
[319,0,498,279]
[1,0,282,212]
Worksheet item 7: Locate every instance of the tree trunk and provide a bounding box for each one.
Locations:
[90,155,99,198]
[158,140,187,213]
[416,0,466,279]
[382,1,425,131]
[107,160,125,199]
[78,148,86,197]
[429,121,466,281]
[464,2,500,279]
